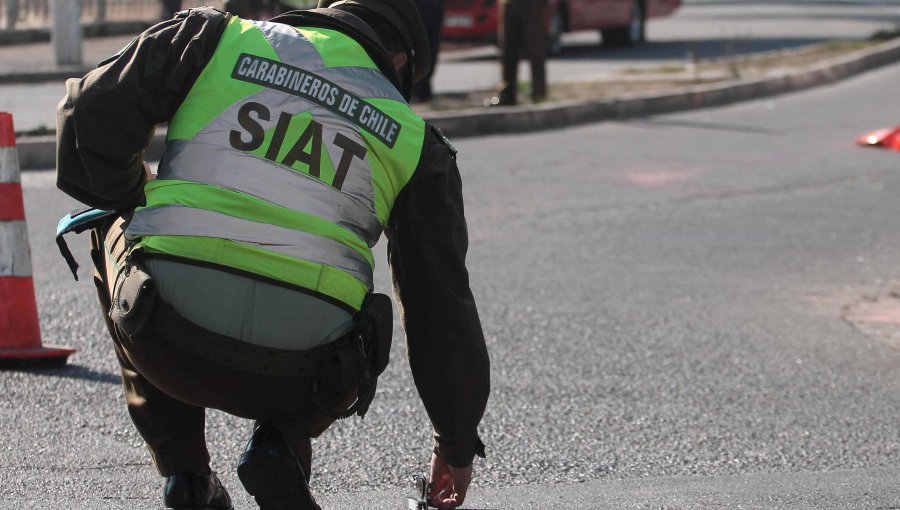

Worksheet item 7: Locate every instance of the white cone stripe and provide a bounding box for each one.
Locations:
[0,146,20,184]
[0,220,33,277]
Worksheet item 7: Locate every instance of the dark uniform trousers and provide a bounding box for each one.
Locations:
[498,0,548,105]
[411,0,445,102]
[91,216,357,477]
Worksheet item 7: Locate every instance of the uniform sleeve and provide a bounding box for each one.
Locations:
[386,127,490,467]
[56,8,228,210]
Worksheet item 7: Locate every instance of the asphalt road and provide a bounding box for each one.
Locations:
[3,50,900,510]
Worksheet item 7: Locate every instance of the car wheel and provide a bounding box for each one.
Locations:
[601,0,644,47]
[546,7,565,55]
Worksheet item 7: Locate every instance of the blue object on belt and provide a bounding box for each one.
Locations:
[55,207,119,281]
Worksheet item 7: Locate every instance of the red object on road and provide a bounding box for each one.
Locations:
[0,112,76,368]
[856,125,900,152]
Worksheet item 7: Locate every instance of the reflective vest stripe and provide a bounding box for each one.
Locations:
[140,234,368,309]
[255,20,326,70]
[318,66,405,102]
[128,205,374,289]
[0,220,32,277]
[160,139,379,240]
[134,180,375,268]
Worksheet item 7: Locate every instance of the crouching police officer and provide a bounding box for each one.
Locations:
[55,1,490,508]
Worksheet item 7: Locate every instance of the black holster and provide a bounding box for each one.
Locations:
[109,257,157,338]
[314,293,393,420]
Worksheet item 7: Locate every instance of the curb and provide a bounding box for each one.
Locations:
[16,36,900,170]
[427,36,900,138]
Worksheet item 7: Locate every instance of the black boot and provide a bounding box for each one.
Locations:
[237,422,321,510]
[163,470,234,510]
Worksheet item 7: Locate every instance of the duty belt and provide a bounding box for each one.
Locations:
[149,296,357,378]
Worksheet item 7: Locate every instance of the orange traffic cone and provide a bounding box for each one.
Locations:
[0,112,75,368]
[856,125,900,152]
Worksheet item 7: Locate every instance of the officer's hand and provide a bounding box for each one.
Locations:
[428,453,473,509]
[142,161,155,182]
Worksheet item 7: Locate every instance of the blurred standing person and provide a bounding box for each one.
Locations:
[412,0,444,103]
[223,0,268,18]
[159,0,182,20]
[492,0,546,106]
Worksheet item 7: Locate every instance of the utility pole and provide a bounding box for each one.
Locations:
[51,0,82,66]
[96,0,107,24]
[4,0,18,30]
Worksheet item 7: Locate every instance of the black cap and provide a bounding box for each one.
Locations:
[316,0,432,83]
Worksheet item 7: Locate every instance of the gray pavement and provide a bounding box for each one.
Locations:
[10,466,900,509]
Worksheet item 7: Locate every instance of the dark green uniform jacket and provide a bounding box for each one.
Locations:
[56,7,488,467]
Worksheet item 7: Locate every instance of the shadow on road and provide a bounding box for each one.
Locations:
[557,37,830,61]
[625,118,785,136]
[6,364,122,385]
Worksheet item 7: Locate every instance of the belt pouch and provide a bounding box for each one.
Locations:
[110,261,156,337]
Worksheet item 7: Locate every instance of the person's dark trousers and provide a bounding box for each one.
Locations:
[91,215,209,476]
[224,0,266,18]
[90,216,352,477]
[498,0,547,105]
[412,0,445,102]
[159,0,182,21]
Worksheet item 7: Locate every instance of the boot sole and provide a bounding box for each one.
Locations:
[237,449,319,510]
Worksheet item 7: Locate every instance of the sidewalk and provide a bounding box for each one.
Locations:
[2,26,900,169]
[0,33,139,84]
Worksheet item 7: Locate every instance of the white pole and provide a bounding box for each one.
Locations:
[96,0,107,24]
[51,0,83,66]
[4,0,19,31]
